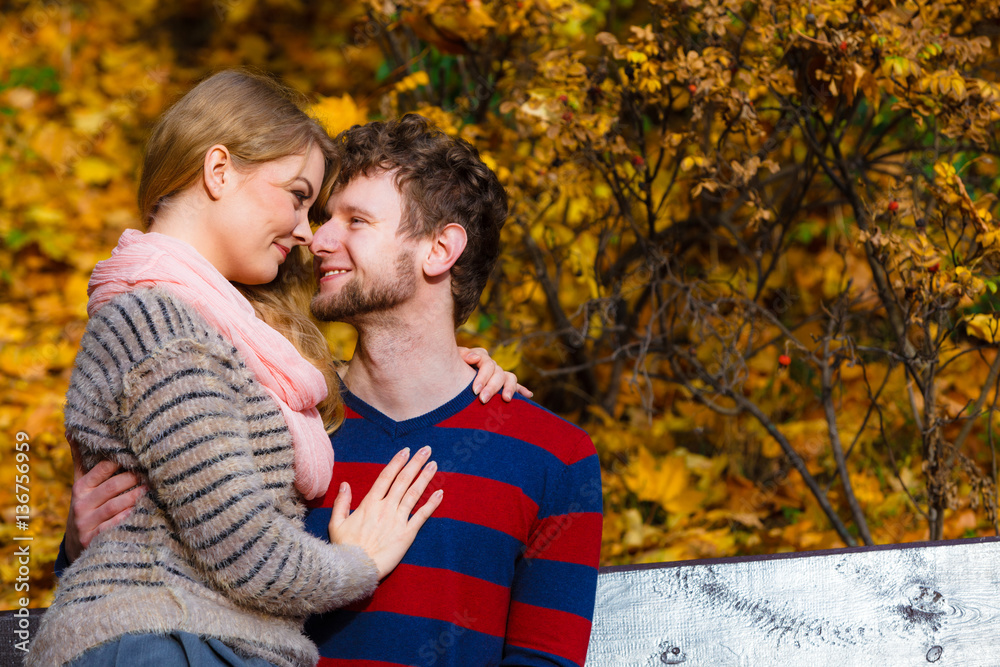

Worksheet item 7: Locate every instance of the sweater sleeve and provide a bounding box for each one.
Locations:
[114,314,377,616]
[502,438,604,667]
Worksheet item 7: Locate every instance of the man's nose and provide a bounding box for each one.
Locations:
[309,219,342,255]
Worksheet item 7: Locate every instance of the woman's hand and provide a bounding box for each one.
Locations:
[459,346,533,403]
[328,446,443,580]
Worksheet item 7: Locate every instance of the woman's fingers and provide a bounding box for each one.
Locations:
[367,448,411,500]
[408,489,444,531]
[330,482,352,528]
[399,459,438,515]
[384,446,432,506]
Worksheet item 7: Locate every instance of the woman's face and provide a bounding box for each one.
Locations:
[207,143,325,285]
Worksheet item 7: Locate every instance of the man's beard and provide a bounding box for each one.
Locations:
[311,250,416,323]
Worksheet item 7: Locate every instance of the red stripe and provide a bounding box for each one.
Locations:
[505,601,592,666]
[318,660,410,667]
[525,512,603,567]
[438,399,594,465]
[347,563,509,637]
[311,462,537,540]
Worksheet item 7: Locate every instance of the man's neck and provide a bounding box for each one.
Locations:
[341,309,477,422]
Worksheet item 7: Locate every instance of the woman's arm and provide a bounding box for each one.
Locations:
[118,336,380,616]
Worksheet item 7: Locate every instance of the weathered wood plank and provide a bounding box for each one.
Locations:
[586,537,1000,666]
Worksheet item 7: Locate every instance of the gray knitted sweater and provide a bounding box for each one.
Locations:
[29,288,378,667]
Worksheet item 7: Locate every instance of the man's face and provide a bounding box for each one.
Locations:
[309,170,419,323]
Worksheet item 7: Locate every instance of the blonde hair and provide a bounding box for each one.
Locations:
[138,69,343,429]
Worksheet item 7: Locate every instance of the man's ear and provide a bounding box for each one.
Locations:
[423,223,468,277]
[203,144,232,200]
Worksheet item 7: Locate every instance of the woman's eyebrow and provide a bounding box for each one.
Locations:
[293,176,315,197]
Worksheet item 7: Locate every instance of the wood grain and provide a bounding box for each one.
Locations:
[587,537,1000,666]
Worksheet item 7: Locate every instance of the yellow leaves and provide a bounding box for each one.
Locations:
[74,157,117,185]
[881,55,919,80]
[623,447,718,525]
[395,70,431,92]
[680,155,707,171]
[29,122,74,169]
[310,93,369,136]
[964,314,1000,344]
[919,69,969,100]
[488,341,522,373]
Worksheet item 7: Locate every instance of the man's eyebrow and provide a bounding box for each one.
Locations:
[340,203,379,220]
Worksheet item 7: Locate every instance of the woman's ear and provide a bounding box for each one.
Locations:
[203,144,232,200]
[423,223,468,277]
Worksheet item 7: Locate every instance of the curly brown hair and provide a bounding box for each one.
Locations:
[333,114,508,326]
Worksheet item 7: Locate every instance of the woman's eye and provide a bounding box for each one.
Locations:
[294,192,308,204]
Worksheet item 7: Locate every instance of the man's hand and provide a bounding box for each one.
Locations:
[65,437,145,563]
[328,446,443,580]
[460,346,533,403]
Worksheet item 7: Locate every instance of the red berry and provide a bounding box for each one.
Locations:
[778,354,791,367]
[928,262,939,273]
[558,94,568,103]
[562,111,573,122]
[688,84,697,94]
[839,41,848,52]
[631,155,645,167]
[888,200,899,212]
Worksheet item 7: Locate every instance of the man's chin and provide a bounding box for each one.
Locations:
[310,296,350,323]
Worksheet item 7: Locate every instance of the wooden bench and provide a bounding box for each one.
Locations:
[5,537,999,665]
[586,536,1000,665]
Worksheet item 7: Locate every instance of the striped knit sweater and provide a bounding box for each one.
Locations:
[29,288,378,667]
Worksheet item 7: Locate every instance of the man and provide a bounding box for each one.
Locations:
[301,115,603,666]
[62,115,603,666]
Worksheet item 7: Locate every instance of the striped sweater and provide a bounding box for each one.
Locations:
[30,288,378,667]
[303,384,603,666]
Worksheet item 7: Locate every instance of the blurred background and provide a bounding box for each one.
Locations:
[4,0,1000,607]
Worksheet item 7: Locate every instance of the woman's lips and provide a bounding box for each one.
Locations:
[273,243,290,260]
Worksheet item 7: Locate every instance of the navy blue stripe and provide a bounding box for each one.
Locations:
[113,302,149,357]
[228,538,278,588]
[510,557,597,619]
[190,501,270,549]
[90,329,123,375]
[160,450,244,486]
[134,390,231,433]
[136,367,217,406]
[155,294,177,337]
[306,610,504,666]
[97,313,137,364]
[141,413,231,456]
[211,522,269,572]
[173,470,254,507]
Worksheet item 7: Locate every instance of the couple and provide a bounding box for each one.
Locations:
[32,70,602,667]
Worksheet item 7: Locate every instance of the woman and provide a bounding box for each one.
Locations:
[30,70,517,667]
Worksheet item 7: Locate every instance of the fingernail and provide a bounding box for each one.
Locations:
[432,489,444,499]
[340,482,349,492]
[426,461,437,473]
[480,393,489,403]
[473,383,481,394]
[399,447,410,458]
[419,445,431,456]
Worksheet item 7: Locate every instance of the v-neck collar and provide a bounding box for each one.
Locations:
[341,380,478,439]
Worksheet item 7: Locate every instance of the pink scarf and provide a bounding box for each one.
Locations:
[88,228,334,500]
